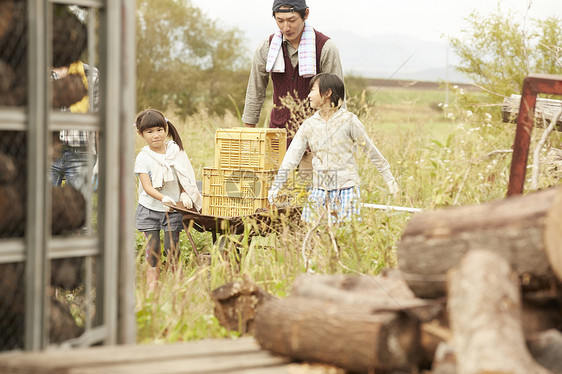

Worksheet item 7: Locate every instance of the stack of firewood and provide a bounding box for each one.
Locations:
[0,0,88,107]
[212,187,562,373]
[501,94,562,130]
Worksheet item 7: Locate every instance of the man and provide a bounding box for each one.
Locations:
[242,0,344,148]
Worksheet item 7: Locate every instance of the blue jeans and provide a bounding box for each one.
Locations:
[51,146,91,197]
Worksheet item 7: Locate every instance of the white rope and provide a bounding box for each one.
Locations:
[361,203,422,213]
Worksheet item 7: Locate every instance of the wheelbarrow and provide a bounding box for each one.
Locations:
[165,202,302,257]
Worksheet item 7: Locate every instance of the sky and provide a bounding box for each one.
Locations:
[190,0,560,80]
[191,0,559,44]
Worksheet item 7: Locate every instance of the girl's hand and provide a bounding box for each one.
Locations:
[180,192,193,209]
[387,180,399,196]
[161,195,176,212]
[268,188,279,204]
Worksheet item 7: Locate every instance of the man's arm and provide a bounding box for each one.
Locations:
[242,39,270,127]
[319,39,344,81]
[320,39,345,106]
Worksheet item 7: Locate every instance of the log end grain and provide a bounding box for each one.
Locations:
[544,188,562,282]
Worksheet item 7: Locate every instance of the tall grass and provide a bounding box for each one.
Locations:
[134,86,561,344]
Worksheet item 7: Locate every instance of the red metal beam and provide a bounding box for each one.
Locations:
[507,74,562,196]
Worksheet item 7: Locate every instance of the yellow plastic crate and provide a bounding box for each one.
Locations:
[215,127,287,170]
[203,196,270,217]
[202,167,278,216]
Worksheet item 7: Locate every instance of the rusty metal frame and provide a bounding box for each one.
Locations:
[507,73,562,196]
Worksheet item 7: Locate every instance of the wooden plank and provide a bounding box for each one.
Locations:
[70,350,289,374]
[0,338,281,374]
[502,94,562,129]
[225,363,344,374]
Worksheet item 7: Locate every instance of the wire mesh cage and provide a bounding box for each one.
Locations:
[0,0,136,352]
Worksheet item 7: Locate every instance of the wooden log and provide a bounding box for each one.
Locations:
[290,271,444,321]
[0,1,16,41]
[52,5,87,68]
[448,249,550,374]
[254,296,421,373]
[419,312,451,368]
[521,292,562,336]
[291,270,417,301]
[52,74,88,109]
[0,262,84,349]
[0,2,88,107]
[0,0,26,107]
[430,342,456,374]
[398,187,562,298]
[49,296,84,343]
[0,60,16,105]
[211,275,274,335]
[0,185,25,237]
[527,329,562,374]
[291,272,448,368]
[502,94,562,129]
[0,153,18,183]
[51,185,86,235]
[0,1,24,58]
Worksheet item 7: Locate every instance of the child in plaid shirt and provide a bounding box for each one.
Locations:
[268,73,399,224]
[51,61,99,197]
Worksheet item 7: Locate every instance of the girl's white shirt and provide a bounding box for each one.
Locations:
[272,107,392,191]
[134,140,202,212]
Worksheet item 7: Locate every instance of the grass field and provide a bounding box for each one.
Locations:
[133,84,561,344]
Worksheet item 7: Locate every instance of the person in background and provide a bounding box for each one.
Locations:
[242,0,344,151]
[51,61,99,198]
[268,73,399,224]
[133,109,202,291]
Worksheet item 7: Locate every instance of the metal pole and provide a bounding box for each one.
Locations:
[118,0,137,344]
[25,0,49,351]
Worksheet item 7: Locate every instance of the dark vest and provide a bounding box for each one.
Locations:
[269,30,330,144]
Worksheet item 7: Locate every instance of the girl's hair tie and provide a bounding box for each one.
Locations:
[164,117,169,123]
[132,122,137,128]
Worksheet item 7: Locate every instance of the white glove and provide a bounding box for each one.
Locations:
[180,192,193,209]
[268,188,279,204]
[381,169,395,184]
[387,180,399,196]
[161,195,176,212]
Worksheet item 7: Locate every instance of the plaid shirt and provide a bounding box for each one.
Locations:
[301,186,361,224]
[59,130,90,148]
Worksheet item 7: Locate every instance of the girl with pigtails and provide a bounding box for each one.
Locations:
[133,109,202,291]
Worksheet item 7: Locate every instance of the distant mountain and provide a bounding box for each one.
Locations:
[330,31,472,83]
[242,27,472,83]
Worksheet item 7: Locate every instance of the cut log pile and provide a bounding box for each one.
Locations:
[212,187,562,373]
[0,0,88,107]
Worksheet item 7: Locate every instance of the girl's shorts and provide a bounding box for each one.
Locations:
[301,186,361,224]
[135,205,184,232]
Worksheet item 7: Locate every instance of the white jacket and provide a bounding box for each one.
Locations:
[140,141,203,211]
[272,108,395,191]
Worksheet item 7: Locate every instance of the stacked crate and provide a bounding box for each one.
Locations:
[202,127,287,217]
